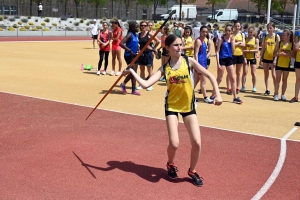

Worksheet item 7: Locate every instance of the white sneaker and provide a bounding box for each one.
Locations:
[203,97,213,104]
[115,71,121,76]
[146,86,153,91]
[281,95,286,101]
[101,71,106,75]
[274,95,279,101]
[110,71,115,76]
[97,70,100,75]
[136,85,143,90]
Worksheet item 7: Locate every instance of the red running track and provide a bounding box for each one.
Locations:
[0,92,299,199]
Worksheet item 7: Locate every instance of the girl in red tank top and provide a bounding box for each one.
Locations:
[96,22,111,75]
[110,20,123,76]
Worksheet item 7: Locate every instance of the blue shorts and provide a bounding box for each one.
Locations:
[138,51,153,67]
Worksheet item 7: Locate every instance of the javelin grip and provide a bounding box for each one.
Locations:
[85,11,175,120]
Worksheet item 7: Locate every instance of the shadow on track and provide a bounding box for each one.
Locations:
[73,151,191,184]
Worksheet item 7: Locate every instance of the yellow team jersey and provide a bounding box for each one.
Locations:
[184,36,194,57]
[245,37,256,60]
[164,56,195,113]
[233,32,243,56]
[296,50,300,62]
[263,34,277,60]
[276,41,293,68]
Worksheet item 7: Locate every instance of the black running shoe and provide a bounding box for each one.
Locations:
[166,163,178,179]
[264,90,270,95]
[226,89,232,95]
[188,169,203,187]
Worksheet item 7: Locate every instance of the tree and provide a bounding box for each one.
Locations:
[250,0,265,14]
[89,0,109,18]
[206,0,227,20]
[152,0,168,18]
[113,0,135,18]
[74,0,84,18]
[276,0,288,17]
[30,0,39,16]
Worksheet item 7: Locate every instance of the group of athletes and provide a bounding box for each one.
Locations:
[89,19,299,187]
[91,19,299,103]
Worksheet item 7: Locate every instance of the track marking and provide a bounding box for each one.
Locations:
[251,127,298,200]
[2,90,299,142]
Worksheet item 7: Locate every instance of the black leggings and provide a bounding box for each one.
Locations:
[98,51,110,71]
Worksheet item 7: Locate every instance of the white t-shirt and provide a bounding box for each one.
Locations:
[39,5,42,11]
[193,26,200,40]
[90,24,98,35]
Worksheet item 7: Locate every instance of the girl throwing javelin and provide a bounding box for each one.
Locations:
[122,34,222,187]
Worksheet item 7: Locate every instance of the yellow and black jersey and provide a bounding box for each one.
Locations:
[245,37,257,60]
[276,41,293,68]
[163,56,196,113]
[263,34,278,60]
[233,32,244,56]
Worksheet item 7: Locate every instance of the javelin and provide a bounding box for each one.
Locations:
[86,10,176,120]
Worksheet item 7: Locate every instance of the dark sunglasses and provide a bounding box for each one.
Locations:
[140,24,147,27]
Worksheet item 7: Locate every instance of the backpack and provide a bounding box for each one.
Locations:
[175,28,182,38]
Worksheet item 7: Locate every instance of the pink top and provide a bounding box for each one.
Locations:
[112,27,123,49]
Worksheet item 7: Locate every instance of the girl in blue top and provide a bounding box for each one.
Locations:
[214,24,242,104]
[119,21,141,95]
[194,26,213,104]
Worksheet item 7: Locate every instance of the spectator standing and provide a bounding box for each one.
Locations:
[38,3,43,17]
[97,22,111,75]
[192,22,201,40]
[89,19,98,49]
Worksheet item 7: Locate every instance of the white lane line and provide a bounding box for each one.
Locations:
[251,127,298,200]
[0,90,299,142]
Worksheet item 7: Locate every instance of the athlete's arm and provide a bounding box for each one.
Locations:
[273,41,279,64]
[240,33,246,47]
[123,66,163,88]
[260,36,266,62]
[216,37,222,69]
[207,39,213,58]
[119,33,132,53]
[149,32,160,52]
[189,57,222,105]
[193,39,201,62]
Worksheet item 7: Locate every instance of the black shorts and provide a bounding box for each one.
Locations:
[162,47,169,57]
[138,51,153,66]
[124,55,137,65]
[219,57,233,67]
[213,38,217,43]
[92,35,98,39]
[276,66,293,71]
[165,109,196,118]
[246,59,257,65]
[233,55,244,65]
[207,58,211,66]
[294,61,300,69]
[262,58,274,63]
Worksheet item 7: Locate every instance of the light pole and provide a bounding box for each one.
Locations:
[267,0,271,23]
